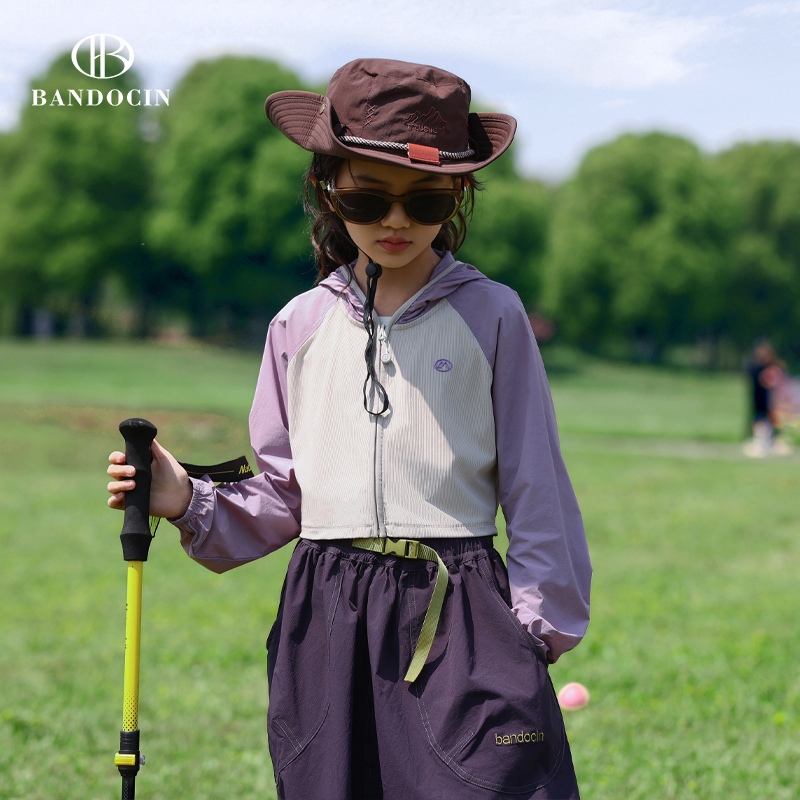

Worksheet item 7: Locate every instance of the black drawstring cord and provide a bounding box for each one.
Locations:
[362,259,390,416]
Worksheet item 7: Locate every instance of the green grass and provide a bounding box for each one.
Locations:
[1,340,798,799]
[543,346,751,442]
[0,339,259,417]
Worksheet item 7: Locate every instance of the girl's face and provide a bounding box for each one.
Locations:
[333,159,458,271]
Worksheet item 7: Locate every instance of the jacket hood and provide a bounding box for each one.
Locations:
[317,251,488,326]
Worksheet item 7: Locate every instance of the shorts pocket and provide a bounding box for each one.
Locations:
[411,555,566,794]
[266,556,343,776]
[265,576,288,653]
[478,555,551,668]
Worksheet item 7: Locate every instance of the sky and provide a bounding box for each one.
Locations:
[3,0,800,180]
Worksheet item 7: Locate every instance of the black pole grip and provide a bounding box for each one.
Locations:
[119,418,157,562]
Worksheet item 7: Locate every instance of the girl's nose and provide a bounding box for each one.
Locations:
[381,201,411,228]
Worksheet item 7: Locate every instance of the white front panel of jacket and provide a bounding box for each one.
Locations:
[287,298,498,539]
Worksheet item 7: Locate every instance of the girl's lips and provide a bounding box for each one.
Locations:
[378,240,411,253]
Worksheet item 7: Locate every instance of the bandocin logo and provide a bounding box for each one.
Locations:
[32,35,169,109]
[71,34,134,79]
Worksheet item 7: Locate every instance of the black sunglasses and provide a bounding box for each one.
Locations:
[323,181,465,226]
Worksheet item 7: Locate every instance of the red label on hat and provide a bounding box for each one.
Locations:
[408,143,440,165]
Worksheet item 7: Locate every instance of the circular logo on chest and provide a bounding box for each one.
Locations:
[434,359,452,372]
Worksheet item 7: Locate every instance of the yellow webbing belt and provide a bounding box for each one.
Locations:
[351,537,449,683]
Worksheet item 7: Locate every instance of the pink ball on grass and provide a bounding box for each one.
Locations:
[558,682,590,710]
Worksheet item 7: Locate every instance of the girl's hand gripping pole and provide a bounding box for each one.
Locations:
[114,418,157,800]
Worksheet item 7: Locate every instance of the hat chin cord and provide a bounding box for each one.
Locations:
[358,251,390,417]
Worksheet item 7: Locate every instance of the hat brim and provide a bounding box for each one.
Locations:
[265,90,516,175]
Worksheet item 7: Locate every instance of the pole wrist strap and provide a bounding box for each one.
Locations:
[179,456,253,482]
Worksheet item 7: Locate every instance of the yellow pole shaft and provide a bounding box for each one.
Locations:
[122,561,143,732]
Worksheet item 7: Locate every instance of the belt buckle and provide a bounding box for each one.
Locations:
[383,537,419,559]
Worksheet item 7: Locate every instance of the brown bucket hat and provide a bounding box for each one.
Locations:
[265,58,516,175]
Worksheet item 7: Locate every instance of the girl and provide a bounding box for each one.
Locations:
[107,58,592,800]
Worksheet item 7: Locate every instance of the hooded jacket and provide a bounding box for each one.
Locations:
[171,251,591,663]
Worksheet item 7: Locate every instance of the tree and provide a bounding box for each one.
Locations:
[145,57,314,339]
[542,132,736,359]
[713,141,800,359]
[0,52,149,335]
[458,175,553,308]
[0,130,23,334]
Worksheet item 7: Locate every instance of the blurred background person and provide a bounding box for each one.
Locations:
[744,340,792,457]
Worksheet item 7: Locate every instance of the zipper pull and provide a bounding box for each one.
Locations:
[379,325,392,364]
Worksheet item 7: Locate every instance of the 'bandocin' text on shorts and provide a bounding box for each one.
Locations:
[266,537,580,800]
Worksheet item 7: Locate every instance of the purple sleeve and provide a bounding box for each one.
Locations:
[451,282,592,663]
[168,289,335,572]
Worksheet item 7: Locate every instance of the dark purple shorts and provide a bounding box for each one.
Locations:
[266,536,580,800]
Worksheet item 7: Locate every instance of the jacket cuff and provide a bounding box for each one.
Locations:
[167,476,213,531]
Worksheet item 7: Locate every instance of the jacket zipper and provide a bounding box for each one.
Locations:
[374,323,390,537]
[349,258,462,540]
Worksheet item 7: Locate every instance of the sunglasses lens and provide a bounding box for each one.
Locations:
[336,192,389,224]
[407,194,459,224]
[333,190,461,225]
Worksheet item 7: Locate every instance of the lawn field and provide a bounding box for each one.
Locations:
[1,340,798,800]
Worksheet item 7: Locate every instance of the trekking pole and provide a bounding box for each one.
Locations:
[113,418,157,800]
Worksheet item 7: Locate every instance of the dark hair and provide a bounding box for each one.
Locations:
[302,153,481,284]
